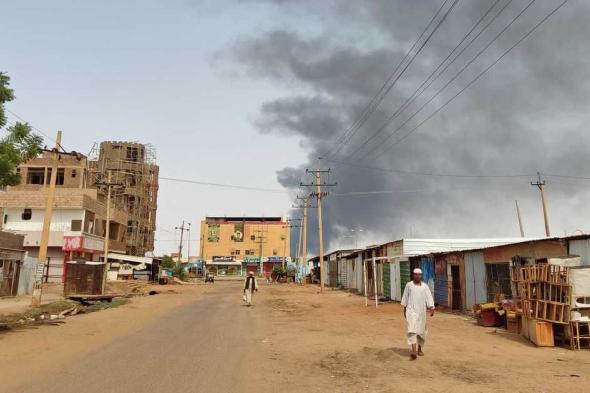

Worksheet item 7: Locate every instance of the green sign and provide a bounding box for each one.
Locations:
[243,256,260,263]
[207,224,220,242]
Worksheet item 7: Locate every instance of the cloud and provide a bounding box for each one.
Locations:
[221,0,590,252]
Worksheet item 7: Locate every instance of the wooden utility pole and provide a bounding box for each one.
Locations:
[531,172,550,237]
[515,200,525,237]
[301,169,336,293]
[32,131,62,307]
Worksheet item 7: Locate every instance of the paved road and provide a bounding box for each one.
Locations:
[14,282,268,393]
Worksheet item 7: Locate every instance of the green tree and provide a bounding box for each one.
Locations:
[161,255,176,269]
[0,72,43,186]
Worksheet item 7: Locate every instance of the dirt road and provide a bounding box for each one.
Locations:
[2,282,590,393]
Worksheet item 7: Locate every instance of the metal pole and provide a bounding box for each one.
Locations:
[372,253,378,308]
[301,199,308,284]
[363,256,368,307]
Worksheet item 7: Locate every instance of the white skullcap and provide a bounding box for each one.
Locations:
[413,268,423,274]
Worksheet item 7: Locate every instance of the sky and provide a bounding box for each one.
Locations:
[2,0,590,257]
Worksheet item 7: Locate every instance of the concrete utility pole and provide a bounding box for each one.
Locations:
[292,196,314,284]
[301,168,336,293]
[531,172,550,237]
[32,131,62,307]
[175,221,189,267]
[515,200,525,237]
[186,222,192,261]
[283,219,302,269]
[254,227,268,276]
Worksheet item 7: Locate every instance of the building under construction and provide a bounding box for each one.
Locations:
[89,142,159,256]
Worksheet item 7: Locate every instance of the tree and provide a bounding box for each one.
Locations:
[0,72,43,186]
[161,255,176,269]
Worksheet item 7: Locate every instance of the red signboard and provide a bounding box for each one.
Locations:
[63,236,83,251]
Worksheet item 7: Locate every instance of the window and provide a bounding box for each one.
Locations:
[245,250,251,255]
[55,169,65,185]
[22,209,32,220]
[250,235,256,241]
[126,146,139,162]
[273,249,278,256]
[71,220,82,231]
[235,249,240,255]
[27,168,45,185]
[71,169,77,178]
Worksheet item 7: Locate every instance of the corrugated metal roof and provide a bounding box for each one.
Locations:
[401,238,540,256]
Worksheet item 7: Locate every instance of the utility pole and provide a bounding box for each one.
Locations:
[254,227,268,276]
[531,172,550,237]
[301,168,336,293]
[95,170,124,293]
[175,221,189,267]
[293,196,315,284]
[515,200,525,237]
[186,222,192,261]
[32,131,62,307]
[283,219,302,269]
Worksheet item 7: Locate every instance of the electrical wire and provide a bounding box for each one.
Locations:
[367,0,570,160]
[347,0,508,159]
[159,176,288,193]
[326,158,533,178]
[322,0,459,160]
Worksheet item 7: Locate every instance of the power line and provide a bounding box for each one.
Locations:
[326,158,533,178]
[4,109,65,151]
[347,0,508,159]
[367,0,569,159]
[159,176,287,193]
[359,0,538,160]
[322,0,459,160]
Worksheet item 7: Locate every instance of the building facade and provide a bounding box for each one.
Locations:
[0,151,128,282]
[199,217,290,276]
[89,141,159,256]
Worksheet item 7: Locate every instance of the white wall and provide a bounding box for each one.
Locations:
[4,208,84,232]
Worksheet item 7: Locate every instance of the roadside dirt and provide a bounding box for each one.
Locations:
[0,283,207,393]
[259,284,590,393]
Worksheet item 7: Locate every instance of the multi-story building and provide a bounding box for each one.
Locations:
[0,151,128,282]
[89,141,159,256]
[199,216,290,276]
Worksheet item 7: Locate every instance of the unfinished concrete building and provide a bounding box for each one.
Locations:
[89,142,159,257]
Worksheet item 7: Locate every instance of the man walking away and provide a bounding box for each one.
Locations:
[401,268,435,360]
[243,271,258,307]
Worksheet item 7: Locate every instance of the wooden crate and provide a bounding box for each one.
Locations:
[528,319,554,347]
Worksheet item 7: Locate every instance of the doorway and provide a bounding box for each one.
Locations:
[451,265,462,310]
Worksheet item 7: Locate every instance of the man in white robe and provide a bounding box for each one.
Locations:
[243,271,258,306]
[401,268,435,360]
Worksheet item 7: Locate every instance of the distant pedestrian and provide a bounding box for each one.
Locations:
[401,268,435,360]
[243,271,258,306]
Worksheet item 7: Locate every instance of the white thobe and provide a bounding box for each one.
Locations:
[401,281,434,346]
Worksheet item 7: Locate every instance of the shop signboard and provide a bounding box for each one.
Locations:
[265,256,284,263]
[212,256,235,262]
[243,256,260,263]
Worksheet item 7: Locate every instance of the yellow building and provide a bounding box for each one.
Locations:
[199,216,290,276]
